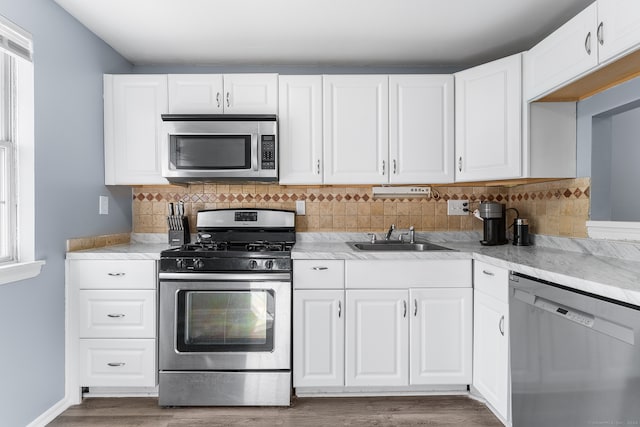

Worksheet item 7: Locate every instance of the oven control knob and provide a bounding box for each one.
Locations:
[265,260,274,270]
[176,258,186,270]
[249,260,258,269]
[193,259,205,270]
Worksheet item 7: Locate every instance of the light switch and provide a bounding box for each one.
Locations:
[99,196,109,215]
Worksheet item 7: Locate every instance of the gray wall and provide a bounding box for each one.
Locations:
[0,1,132,425]
[577,76,640,221]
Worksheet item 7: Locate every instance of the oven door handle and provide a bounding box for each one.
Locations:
[159,272,291,281]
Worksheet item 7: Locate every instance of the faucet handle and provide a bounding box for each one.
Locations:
[398,233,408,242]
[409,225,416,244]
[366,233,377,243]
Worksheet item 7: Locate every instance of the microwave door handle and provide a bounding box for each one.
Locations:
[251,133,259,171]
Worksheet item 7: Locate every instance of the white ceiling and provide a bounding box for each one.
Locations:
[54,0,595,67]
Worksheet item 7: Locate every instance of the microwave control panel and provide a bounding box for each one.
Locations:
[261,135,276,169]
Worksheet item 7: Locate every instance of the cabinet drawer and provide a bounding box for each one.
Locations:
[78,290,156,338]
[474,260,509,303]
[79,339,157,387]
[346,260,471,289]
[70,260,156,289]
[293,260,345,289]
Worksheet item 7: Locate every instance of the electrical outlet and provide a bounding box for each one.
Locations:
[447,199,469,216]
[295,200,306,215]
[99,196,109,215]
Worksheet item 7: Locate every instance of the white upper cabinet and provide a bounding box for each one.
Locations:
[525,4,598,101]
[104,74,169,185]
[168,74,223,114]
[597,0,640,63]
[323,75,389,184]
[223,74,278,114]
[278,75,323,184]
[389,75,454,184]
[455,54,522,182]
[168,73,278,114]
[525,1,640,100]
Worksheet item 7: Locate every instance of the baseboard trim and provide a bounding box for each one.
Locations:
[26,396,72,427]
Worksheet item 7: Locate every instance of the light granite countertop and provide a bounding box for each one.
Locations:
[293,232,640,307]
[66,232,640,306]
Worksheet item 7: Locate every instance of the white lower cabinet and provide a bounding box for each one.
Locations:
[410,288,473,385]
[293,259,473,391]
[345,290,409,387]
[473,261,510,423]
[293,290,344,387]
[68,259,158,393]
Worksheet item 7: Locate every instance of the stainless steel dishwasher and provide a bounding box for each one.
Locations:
[510,272,640,427]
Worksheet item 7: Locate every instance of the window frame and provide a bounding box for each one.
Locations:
[0,15,43,286]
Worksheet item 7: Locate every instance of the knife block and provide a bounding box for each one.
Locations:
[168,216,190,246]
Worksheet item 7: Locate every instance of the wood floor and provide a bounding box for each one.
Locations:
[48,396,503,426]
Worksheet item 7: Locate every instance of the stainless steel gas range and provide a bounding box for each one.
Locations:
[158,208,295,406]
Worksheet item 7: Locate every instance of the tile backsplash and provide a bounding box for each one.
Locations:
[132,177,590,239]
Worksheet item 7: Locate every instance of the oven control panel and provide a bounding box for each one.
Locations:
[160,257,292,272]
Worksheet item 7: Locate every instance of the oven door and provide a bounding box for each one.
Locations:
[159,274,291,371]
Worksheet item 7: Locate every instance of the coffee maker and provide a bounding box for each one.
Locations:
[478,201,507,246]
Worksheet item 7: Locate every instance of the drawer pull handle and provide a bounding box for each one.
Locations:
[414,299,418,317]
[107,272,126,277]
[499,315,505,336]
[107,313,125,318]
[482,270,495,276]
[403,300,407,318]
[312,266,328,271]
[338,301,342,318]
[107,362,126,367]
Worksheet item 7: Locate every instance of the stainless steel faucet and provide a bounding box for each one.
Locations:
[409,226,415,243]
[385,224,395,240]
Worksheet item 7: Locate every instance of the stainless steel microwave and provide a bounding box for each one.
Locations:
[161,114,278,183]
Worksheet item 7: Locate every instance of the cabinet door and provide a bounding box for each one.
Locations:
[524,3,598,100]
[345,290,408,387]
[222,74,278,114]
[389,75,454,184]
[597,0,640,63]
[104,75,168,185]
[455,54,522,182]
[323,75,389,184]
[278,76,323,184]
[473,291,509,420]
[168,74,223,113]
[410,288,472,385]
[293,290,344,387]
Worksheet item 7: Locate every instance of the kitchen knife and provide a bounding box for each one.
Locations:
[168,203,175,230]
[177,201,185,230]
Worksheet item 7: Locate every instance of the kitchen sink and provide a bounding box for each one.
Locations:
[347,241,453,251]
